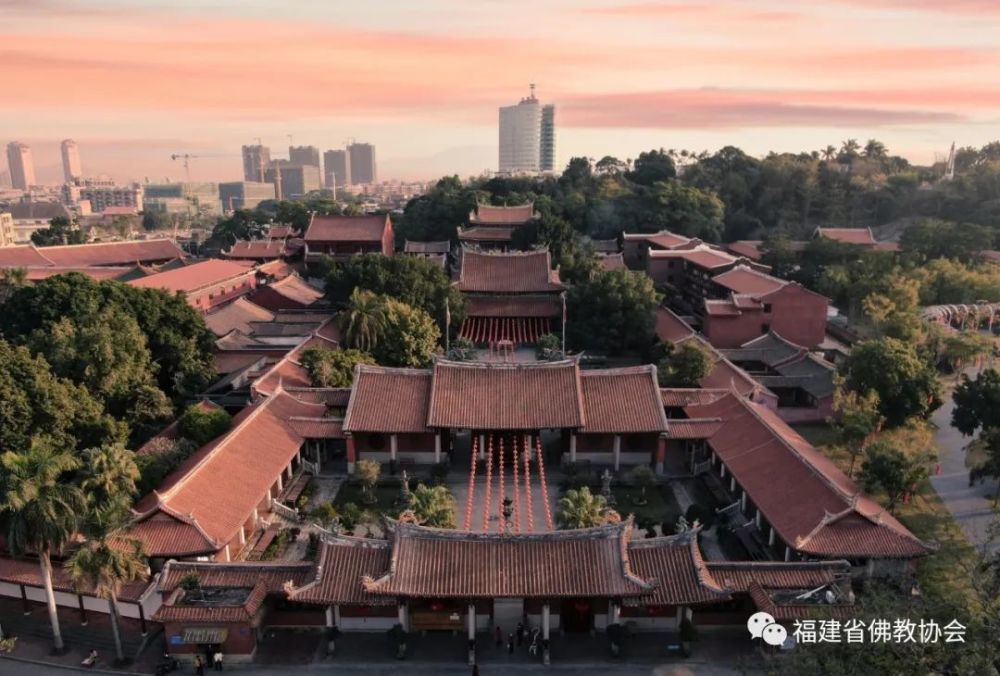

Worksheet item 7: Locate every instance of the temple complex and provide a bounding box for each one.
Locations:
[457,202,538,250]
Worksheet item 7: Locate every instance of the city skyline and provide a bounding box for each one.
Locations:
[2,1,999,183]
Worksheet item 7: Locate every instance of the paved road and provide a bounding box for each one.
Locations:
[929,368,1000,552]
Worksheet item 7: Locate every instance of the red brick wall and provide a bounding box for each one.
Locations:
[765,285,828,348]
[704,285,827,349]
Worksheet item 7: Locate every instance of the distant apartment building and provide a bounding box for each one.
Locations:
[219,181,277,212]
[323,149,350,189]
[60,139,82,183]
[289,145,321,169]
[347,143,376,185]
[63,178,143,213]
[0,212,14,247]
[144,182,222,216]
[7,201,72,243]
[6,142,36,190]
[498,85,555,174]
[241,144,271,183]
[265,162,321,200]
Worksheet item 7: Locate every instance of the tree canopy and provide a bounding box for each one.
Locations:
[325,254,464,334]
[657,340,712,387]
[300,347,375,387]
[566,269,660,356]
[840,338,940,426]
[952,369,1000,436]
[30,217,86,247]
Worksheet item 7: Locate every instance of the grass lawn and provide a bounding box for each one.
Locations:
[895,480,981,607]
[792,422,839,448]
[331,483,402,516]
[605,484,681,529]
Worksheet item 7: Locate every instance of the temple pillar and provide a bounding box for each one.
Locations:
[478,433,486,461]
[655,434,666,475]
[467,603,476,664]
[78,595,87,625]
[325,606,334,628]
[434,433,442,464]
[238,527,246,546]
[754,509,761,528]
[720,462,726,479]
[296,448,302,466]
[768,527,775,547]
[20,584,30,615]
[390,434,398,463]
[314,444,322,473]
[740,491,747,511]
[335,604,341,626]
[346,434,356,474]
[613,435,621,471]
[276,472,284,492]
[610,601,620,625]
[138,603,147,635]
[223,544,231,562]
[784,546,792,562]
[569,433,577,463]
[729,476,736,492]
[542,603,551,665]
[397,602,408,631]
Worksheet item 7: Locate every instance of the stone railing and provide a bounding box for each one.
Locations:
[692,459,712,475]
[271,500,299,522]
[301,459,318,475]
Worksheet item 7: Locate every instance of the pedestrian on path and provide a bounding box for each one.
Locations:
[213,650,223,671]
[507,633,514,654]
[495,625,502,648]
[195,655,205,676]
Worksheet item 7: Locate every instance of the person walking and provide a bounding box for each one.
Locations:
[495,625,503,648]
[213,649,223,671]
[195,655,205,676]
[507,633,514,654]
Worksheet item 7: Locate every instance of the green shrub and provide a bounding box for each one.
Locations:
[177,404,232,446]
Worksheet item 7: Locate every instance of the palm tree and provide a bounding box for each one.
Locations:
[66,507,147,666]
[0,439,86,653]
[556,486,612,529]
[821,145,837,162]
[863,139,888,160]
[338,289,386,352]
[408,484,456,529]
[838,139,861,163]
[81,444,140,511]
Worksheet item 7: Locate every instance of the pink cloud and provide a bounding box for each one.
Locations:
[581,2,800,22]
[559,89,964,129]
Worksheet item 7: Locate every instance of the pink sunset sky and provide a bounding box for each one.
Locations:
[2,0,998,183]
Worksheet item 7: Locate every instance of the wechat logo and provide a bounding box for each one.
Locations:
[747,611,787,647]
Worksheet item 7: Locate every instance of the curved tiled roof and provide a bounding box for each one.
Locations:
[127,389,327,556]
[426,359,584,430]
[343,365,433,433]
[712,265,787,296]
[286,535,394,606]
[469,202,535,225]
[626,532,730,606]
[204,297,276,336]
[457,249,563,293]
[304,214,389,243]
[580,365,668,433]
[685,394,931,559]
[129,259,253,294]
[363,520,653,599]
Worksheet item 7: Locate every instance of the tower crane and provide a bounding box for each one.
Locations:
[170,153,199,181]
